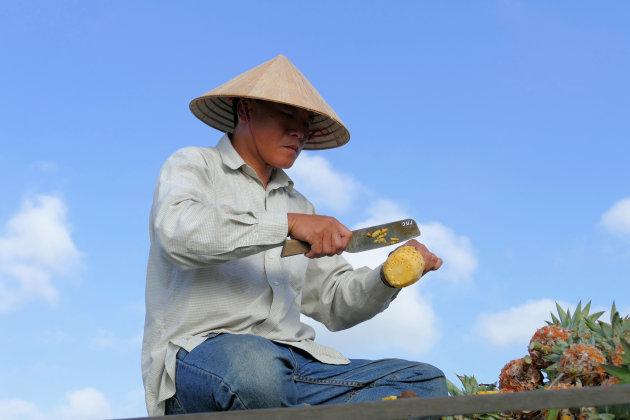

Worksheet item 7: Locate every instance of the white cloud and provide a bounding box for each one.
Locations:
[119,386,147,419]
[287,153,363,213]
[58,388,112,420]
[344,245,397,271]
[351,199,409,229]
[0,388,112,420]
[0,399,45,420]
[0,194,81,313]
[303,199,448,360]
[288,156,478,286]
[420,222,477,284]
[473,299,569,347]
[306,290,440,359]
[286,158,479,362]
[344,200,477,285]
[600,197,630,238]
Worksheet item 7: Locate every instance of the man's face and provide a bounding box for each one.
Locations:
[243,99,314,170]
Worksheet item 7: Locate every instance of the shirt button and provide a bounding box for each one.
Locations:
[273,281,279,286]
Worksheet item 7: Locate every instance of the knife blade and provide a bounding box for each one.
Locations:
[280,218,420,257]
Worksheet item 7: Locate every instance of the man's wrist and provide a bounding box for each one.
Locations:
[380,266,396,289]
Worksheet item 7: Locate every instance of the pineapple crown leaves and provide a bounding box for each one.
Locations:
[445,376,506,420]
[588,303,623,337]
[585,302,630,358]
[447,375,498,396]
[606,301,630,337]
[547,301,604,346]
[446,378,464,397]
[548,301,604,330]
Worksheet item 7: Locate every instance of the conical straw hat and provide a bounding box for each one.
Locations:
[189,55,350,150]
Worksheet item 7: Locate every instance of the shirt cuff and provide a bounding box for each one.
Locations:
[255,211,289,244]
[366,264,401,304]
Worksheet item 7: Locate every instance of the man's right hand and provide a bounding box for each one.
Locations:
[287,213,352,258]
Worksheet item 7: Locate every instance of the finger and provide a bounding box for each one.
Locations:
[332,231,345,255]
[428,254,439,269]
[341,227,352,248]
[304,245,316,259]
[308,236,323,258]
[323,230,334,257]
[425,256,442,272]
[330,230,343,257]
[334,222,351,254]
[337,234,347,255]
[340,224,352,239]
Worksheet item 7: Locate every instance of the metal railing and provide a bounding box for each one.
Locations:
[120,384,630,420]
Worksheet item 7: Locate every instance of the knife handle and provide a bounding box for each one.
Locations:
[281,239,311,257]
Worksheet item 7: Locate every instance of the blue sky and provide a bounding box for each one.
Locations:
[1,1,629,419]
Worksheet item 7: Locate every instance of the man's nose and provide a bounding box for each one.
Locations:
[289,125,309,142]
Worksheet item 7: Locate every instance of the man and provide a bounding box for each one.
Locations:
[142,55,446,417]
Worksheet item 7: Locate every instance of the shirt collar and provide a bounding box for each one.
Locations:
[216,134,294,191]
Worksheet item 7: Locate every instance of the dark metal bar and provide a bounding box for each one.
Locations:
[119,384,630,420]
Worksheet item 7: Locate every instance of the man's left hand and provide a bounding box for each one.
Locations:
[393,239,443,275]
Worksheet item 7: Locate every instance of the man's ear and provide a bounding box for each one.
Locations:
[237,99,250,123]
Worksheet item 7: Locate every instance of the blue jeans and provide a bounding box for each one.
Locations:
[165,333,446,416]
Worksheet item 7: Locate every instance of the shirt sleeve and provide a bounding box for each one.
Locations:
[150,147,289,269]
[300,255,401,332]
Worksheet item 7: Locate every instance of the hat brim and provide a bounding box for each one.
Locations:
[190,95,350,150]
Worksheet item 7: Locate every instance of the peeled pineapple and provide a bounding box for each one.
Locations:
[382,246,425,288]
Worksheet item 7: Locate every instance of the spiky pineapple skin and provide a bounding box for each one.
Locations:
[451,301,630,420]
[499,356,543,392]
[558,343,607,386]
[528,325,569,369]
[609,342,625,366]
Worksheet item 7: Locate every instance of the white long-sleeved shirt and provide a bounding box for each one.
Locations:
[141,134,399,416]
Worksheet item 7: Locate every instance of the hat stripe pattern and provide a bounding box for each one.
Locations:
[189,55,350,150]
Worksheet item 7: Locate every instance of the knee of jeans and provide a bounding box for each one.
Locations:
[416,364,448,398]
[388,362,447,397]
[224,347,296,407]
[419,363,445,380]
[180,335,297,409]
[229,369,296,409]
[388,362,445,382]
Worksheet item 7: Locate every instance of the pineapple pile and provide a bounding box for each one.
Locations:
[445,301,630,420]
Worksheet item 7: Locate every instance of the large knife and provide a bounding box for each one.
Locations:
[281,218,420,257]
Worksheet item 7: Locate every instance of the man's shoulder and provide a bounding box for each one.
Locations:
[170,144,219,158]
[165,145,222,167]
